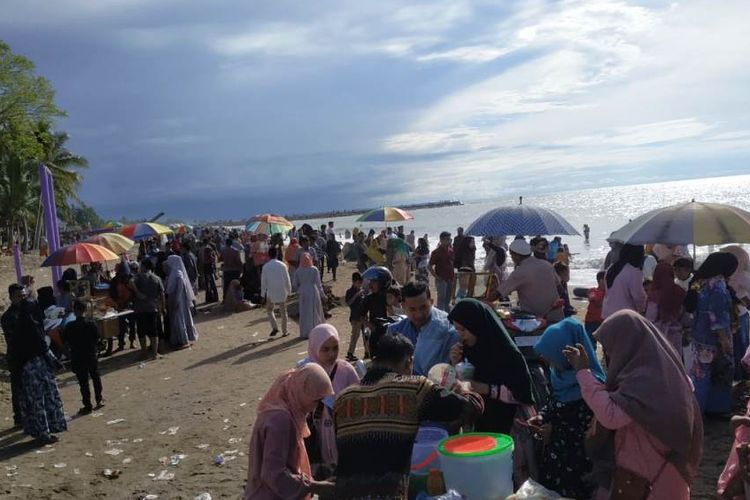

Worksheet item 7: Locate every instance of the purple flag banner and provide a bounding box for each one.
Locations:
[12,243,23,283]
[38,164,62,287]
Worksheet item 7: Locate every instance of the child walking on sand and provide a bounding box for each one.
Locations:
[61,300,104,414]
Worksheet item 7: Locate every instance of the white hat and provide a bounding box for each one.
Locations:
[509,239,531,256]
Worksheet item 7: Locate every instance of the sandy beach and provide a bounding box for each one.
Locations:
[0,254,738,499]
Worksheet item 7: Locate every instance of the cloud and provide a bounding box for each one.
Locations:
[4,0,749,219]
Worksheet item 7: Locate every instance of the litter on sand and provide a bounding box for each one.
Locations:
[102,468,122,479]
[228,437,241,444]
[239,402,247,407]
[84,452,93,457]
[53,463,66,468]
[91,412,104,418]
[104,448,124,456]
[170,454,186,466]
[194,493,212,500]
[195,444,210,449]
[106,418,126,425]
[153,470,175,481]
[122,457,133,464]
[132,438,144,443]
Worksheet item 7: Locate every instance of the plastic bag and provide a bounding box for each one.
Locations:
[505,479,572,500]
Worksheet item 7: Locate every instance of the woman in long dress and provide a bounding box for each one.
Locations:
[531,318,604,499]
[723,245,750,379]
[1,289,67,443]
[686,252,737,414]
[390,237,411,285]
[645,261,687,356]
[565,310,703,500]
[293,254,325,340]
[165,254,198,349]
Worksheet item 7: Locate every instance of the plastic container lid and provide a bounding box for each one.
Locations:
[438,433,513,458]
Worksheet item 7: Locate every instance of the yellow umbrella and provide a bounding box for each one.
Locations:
[85,233,136,255]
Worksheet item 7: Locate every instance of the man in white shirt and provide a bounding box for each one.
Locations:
[261,247,292,337]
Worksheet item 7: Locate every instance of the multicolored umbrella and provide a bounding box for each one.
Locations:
[119,222,173,241]
[466,205,579,237]
[41,243,120,267]
[246,214,294,235]
[356,207,414,223]
[608,201,750,246]
[170,223,193,235]
[84,233,136,255]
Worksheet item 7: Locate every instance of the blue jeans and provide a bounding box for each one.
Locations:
[435,278,452,312]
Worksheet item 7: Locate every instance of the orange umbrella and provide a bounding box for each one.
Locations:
[41,243,120,267]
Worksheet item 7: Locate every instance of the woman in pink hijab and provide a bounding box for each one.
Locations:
[564,310,703,500]
[245,364,335,499]
[298,324,360,476]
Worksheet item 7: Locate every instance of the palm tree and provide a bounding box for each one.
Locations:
[36,126,89,222]
[0,149,38,247]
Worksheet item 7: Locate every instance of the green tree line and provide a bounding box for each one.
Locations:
[1,40,101,250]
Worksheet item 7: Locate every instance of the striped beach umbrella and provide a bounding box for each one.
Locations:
[356,207,414,223]
[466,205,579,237]
[41,243,120,267]
[246,214,294,235]
[119,222,173,241]
[608,201,750,246]
[85,233,136,255]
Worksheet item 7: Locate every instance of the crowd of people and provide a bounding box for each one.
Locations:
[243,223,750,500]
[4,218,750,499]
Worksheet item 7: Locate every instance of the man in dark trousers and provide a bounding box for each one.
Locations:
[62,300,104,414]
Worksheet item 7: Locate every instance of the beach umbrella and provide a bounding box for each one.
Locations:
[170,223,193,235]
[246,214,294,235]
[356,207,414,223]
[41,243,120,267]
[84,233,136,255]
[466,205,579,237]
[608,201,750,246]
[119,222,173,241]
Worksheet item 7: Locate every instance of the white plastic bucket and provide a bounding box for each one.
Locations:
[437,433,514,500]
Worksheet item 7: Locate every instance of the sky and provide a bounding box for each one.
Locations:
[2,0,750,221]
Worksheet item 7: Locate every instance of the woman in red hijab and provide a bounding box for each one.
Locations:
[645,261,687,356]
[245,364,335,499]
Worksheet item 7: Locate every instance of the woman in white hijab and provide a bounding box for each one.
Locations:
[165,254,198,349]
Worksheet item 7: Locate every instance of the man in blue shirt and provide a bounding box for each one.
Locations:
[386,281,459,376]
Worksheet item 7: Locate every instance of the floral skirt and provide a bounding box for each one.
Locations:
[20,356,67,439]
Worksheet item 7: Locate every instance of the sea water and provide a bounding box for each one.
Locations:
[293,174,750,286]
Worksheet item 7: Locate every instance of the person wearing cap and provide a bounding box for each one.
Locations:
[498,239,564,322]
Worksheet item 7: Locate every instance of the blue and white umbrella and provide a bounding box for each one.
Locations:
[466,205,579,237]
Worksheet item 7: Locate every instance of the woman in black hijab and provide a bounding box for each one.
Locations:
[448,298,534,433]
[604,243,644,289]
